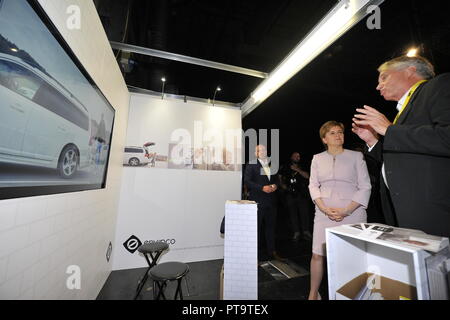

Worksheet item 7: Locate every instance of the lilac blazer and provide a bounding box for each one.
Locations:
[309,149,371,208]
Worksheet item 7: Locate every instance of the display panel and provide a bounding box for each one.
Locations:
[0,0,115,200]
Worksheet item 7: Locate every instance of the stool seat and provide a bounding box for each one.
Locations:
[150,262,189,281]
[150,262,190,300]
[138,242,169,254]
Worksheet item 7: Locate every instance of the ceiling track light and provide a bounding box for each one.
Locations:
[212,86,221,106]
[407,48,419,57]
[161,77,166,99]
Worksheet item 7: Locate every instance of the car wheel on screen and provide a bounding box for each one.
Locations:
[129,158,140,166]
[58,145,79,179]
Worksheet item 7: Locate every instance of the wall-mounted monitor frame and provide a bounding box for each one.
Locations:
[0,0,115,200]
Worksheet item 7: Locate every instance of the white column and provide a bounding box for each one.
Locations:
[223,200,258,300]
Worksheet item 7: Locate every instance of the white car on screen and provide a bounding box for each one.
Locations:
[0,53,91,178]
[123,146,150,166]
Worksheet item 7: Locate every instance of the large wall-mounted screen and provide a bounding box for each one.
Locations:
[0,0,115,200]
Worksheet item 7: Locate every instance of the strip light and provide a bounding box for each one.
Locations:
[241,0,384,117]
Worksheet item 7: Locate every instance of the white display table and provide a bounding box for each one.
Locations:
[326,224,449,300]
[223,200,258,300]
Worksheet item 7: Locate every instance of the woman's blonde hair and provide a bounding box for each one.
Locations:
[319,121,345,148]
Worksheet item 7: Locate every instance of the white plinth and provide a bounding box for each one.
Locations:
[223,200,258,300]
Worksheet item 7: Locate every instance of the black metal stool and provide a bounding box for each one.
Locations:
[150,262,190,300]
[134,242,169,299]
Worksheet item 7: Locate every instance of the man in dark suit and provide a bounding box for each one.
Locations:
[244,145,283,261]
[352,55,450,237]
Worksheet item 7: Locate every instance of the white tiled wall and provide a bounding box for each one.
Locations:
[0,0,130,299]
[223,202,258,300]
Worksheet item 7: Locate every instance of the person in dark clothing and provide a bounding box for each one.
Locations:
[279,152,313,241]
[95,113,107,165]
[244,145,283,262]
[353,55,450,236]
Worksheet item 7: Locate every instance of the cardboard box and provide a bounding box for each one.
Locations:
[336,272,417,300]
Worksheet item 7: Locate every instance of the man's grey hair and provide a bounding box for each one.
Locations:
[378,55,435,79]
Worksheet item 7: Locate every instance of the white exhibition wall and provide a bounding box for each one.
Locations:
[113,93,243,270]
[0,1,129,299]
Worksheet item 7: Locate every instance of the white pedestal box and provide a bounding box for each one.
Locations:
[223,201,258,300]
[326,225,449,300]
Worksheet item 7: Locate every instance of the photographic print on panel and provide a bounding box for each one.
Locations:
[0,0,115,199]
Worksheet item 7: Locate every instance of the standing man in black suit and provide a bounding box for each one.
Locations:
[352,55,450,237]
[244,145,283,261]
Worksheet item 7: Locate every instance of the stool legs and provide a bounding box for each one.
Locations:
[174,278,184,300]
[153,280,167,300]
[183,275,191,297]
[152,279,185,300]
[134,251,163,300]
[134,268,150,299]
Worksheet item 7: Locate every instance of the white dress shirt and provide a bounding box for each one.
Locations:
[258,158,271,180]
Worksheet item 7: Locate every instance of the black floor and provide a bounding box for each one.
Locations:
[97,207,328,300]
[97,259,224,300]
[257,206,329,300]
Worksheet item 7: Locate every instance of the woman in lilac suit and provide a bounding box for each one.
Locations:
[308,121,371,300]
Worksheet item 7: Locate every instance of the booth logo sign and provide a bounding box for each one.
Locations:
[123,235,142,254]
[145,239,176,245]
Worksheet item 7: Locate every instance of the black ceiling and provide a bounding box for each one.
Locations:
[95,0,336,102]
[95,0,450,165]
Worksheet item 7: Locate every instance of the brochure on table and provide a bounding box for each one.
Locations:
[340,223,449,253]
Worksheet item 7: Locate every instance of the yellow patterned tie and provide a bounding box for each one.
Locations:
[393,80,427,124]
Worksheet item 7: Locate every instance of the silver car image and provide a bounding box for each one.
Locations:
[123,146,150,166]
[0,53,91,178]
